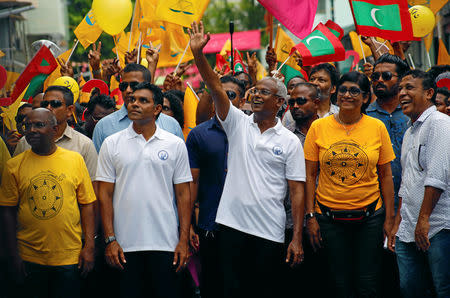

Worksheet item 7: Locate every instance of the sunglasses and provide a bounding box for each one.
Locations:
[288,97,308,106]
[119,81,140,92]
[226,90,237,100]
[337,86,363,97]
[40,100,63,108]
[23,121,49,131]
[370,71,398,82]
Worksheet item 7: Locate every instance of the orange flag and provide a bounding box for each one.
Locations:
[183,83,199,140]
[437,39,450,65]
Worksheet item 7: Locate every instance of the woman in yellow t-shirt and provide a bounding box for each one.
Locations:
[303,71,395,297]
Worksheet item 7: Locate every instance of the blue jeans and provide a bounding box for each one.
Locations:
[396,229,450,298]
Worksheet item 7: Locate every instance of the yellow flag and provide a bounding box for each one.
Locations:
[158,23,194,68]
[74,10,103,49]
[220,39,231,56]
[112,31,129,67]
[349,31,372,61]
[0,50,4,58]
[0,87,27,131]
[4,71,20,93]
[256,60,267,81]
[44,49,72,91]
[438,39,450,65]
[155,0,210,28]
[274,26,301,71]
[183,84,198,140]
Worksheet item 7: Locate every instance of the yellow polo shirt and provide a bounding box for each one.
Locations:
[0,147,96,266]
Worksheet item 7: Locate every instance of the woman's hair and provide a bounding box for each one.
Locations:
[163,91,184,128]
[337,71,371,113]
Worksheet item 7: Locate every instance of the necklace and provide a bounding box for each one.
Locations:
[335,113,362,135]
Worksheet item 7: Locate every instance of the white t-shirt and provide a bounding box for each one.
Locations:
[216,105,306,243]
[95,124,192,252]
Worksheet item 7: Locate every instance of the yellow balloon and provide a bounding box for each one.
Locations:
[409,5,435,38]
[92,0,132,36]
[51,76,80,103]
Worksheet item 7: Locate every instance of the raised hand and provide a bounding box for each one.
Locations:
[57,57,74,77]
[247,52,257,73]
[145,44,160,67]
[175,62,191,77]
[88,42,102,71]
[363,62,374,78]
[265,46,277,72]
[187,21,210,54]
[125,48,138,65]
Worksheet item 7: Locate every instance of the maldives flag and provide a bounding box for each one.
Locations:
[290,22,345,66]
[349,0,414,41]
[215,53,230,73]
[325,20,344,40]
[233,50,246,73]
[10,46,58,101]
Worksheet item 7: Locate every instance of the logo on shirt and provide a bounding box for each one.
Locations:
[26,172,64,220]
[158,150,169,160]
[322,141,368,185]
[272,146,283,156]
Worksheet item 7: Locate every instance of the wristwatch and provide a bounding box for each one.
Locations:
[104,235,116,245]
[305,212,315,220]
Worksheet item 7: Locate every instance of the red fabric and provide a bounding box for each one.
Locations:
[325,20,344,40]
[349,0,414,41]
[215,54,230,73]
[0,65,7,90]
[436,78,450,89]
[203,30,261,54]
[291,23,345,66]
[81,79,110,95]
[10,46,57,101]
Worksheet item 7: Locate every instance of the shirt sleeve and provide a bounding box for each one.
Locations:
[81,140,98,180]
[217,105,246,138]
[186,130,200,169]
[75,154,96,205]
[377,123,396,165]
[285,137,306,181]
[303,121,319,161]
[0,160,19,206]
[173,141,193,184]
[423,117,450,191]
[92,121,105,153]
[95,138,116,183]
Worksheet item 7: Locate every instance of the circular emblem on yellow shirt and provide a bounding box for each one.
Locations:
[27,173,64,220]
[322,141,369,186]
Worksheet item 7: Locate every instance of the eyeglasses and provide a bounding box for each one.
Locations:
[23,121,49,131]
[40,100,63,108]
[370,71,398,82]
[250,88,278,97]
[288,97,308,106]
[337,86,363,97]
[226,90,237,100]
[119,81,140,92]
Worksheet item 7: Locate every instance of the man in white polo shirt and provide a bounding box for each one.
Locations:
[95,82,192,298]
[189,22,306,298]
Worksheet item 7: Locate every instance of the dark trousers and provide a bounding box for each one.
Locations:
[119,251,183,298]
[317,212,385,298]
[282,229,331,298]
[218,225,284,298]
[198,229,221,298]
[11,261,80,298]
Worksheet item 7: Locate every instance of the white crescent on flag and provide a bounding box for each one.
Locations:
[306,36,326,45]
[370,8,382,27]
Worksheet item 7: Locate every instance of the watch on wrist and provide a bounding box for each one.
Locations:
[104,235,116,245]
[305,212,315,220]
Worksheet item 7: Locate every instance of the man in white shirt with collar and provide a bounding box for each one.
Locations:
[96,82,192,298]
[390,70,450,298]
[189,22,306,298]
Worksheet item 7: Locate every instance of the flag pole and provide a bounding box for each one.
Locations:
[375,40,388,53]
[357,35,367,64]
[136,32,142,64]
[174,42,190,75]
[408,53,415,69]
[275,53,292,74]
[268,13,273,49]
[128,1,138,52]
[113,35,121,68]
[66,39,79,66]
[426,51,432,69]
[186,82,200,101]
[229,21,234,74]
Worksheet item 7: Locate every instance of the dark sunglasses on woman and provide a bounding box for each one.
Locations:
[337,86,362,97]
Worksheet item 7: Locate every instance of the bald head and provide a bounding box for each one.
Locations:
[25,108,58,154]
[28,108,57,125]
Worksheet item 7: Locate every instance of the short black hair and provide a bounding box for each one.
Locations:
[163,91,184,128]
[436,87,450,101]
[401,69,437,104]
[165,89,185,103]
[234,71,253,87]
[374,54,409,77]
[123,63,152,82]
[292,82,321,100]
[310,63,340,87]
[287,75,307,86]
[87,94,115,114]
[132,82,163,106]
[45,85,74,106]
[338,71,372,113]
[220,75,246,97]
[427,65,450,81]
[15,103,32,123]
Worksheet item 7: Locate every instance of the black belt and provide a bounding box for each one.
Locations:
[318,198,379,222]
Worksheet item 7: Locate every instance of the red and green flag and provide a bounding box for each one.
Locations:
[215,53,231,73]
[291,22,345,66]
[11,46,58,101]
[348,0,414,41]
[233,50,246,73]
[325,20,344,40]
